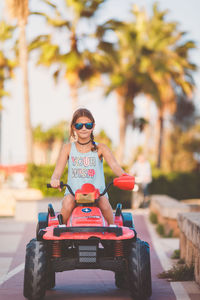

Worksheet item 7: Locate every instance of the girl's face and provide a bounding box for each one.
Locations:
[73,116,95,140]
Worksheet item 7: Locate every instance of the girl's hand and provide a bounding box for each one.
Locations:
[50,178,62,191]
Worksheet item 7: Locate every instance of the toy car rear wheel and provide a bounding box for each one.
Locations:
[23,238,48,300]
[128,238,152,299]
[122,212,134,228]
[36,212,48,240]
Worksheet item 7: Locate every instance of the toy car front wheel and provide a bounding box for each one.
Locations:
[115,271,128,289]
[23,238,48,300]
[128,238,152,300]
[47,267,55,289]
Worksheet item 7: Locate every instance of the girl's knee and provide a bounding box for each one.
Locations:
[62,195,75,209]
[98,197,111,210]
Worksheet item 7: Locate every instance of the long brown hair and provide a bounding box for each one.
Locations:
[70,108,98,151]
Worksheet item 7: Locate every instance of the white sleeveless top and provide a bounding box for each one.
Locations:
[65,142,107,196]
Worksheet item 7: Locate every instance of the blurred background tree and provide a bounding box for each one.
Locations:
[33,121,69,164]
[163,95,200,172]
[29,0,108,112]
[0,20,16,164]
[5,0,33,163]
[28,1,197,166]
[95,129,113,149]
[93,3,197,164]
[1,0,199,200]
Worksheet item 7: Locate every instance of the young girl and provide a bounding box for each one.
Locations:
[50,108,126,225]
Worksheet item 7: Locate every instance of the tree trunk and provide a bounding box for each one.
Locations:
[0,106,2,165]
[116,93,126,164]
[157,109,164,168]
[69,28,79,113]
[70,82,78,113]
[19,19,33,163]
[0,81,3,164]
[144,97,151,157]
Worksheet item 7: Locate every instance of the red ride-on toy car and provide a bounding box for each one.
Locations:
[23,175,152,300]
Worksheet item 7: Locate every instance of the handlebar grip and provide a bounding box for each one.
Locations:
[47,182,64,189]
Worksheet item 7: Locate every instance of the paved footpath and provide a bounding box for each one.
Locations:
[0,209,200,300]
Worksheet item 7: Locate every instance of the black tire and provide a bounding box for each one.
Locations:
[115,271,128,289]
[46,267,55,289]
[128,238,152,300]
[115,203,122,217]
[122,212,134,228]
[36,212,48,240]
[23,238,48,300]
[48,203,55,217]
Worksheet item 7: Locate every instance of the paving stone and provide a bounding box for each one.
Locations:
[0,223,25,233]
[0,258,12,277]
[0,234,21,253]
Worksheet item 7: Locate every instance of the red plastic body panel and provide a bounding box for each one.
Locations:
[43,225,134,241]
[42,205,134,241]
[114,215,123,227]
[48,213,59,226]
[113,175,135,190]
[75,183,100,201]
[42,179,136,242]
[67,206,108,227]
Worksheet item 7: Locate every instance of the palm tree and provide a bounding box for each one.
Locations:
[95,12,160,163]
[5,0,33,163]
[0,21,16,164]
[30,0,106,112]
[163,95,196,172]
[145,4,196,167]
[33,121,69,164]
[96,4,196,166]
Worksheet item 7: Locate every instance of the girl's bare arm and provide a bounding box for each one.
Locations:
[99,143,125,176]
[51,143,70,188]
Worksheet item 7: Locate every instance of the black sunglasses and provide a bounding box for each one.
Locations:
[74,122,94,130]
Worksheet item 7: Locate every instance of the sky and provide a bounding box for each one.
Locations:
[1,0,200,164]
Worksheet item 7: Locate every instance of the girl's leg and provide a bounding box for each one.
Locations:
[61,194,76,224]
[98,195,114,225]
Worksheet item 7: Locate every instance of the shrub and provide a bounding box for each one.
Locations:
[26,164,68,197]
[166,229,174,238]
[149,212,158,224]
[171,249,180,259]
[178,258,185,264]
[156,224,165,236]
[26,163,132,209]
[158,264,194,281]
[155,223,174,238]
[149,170,200,200]
[26,164,200,207]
